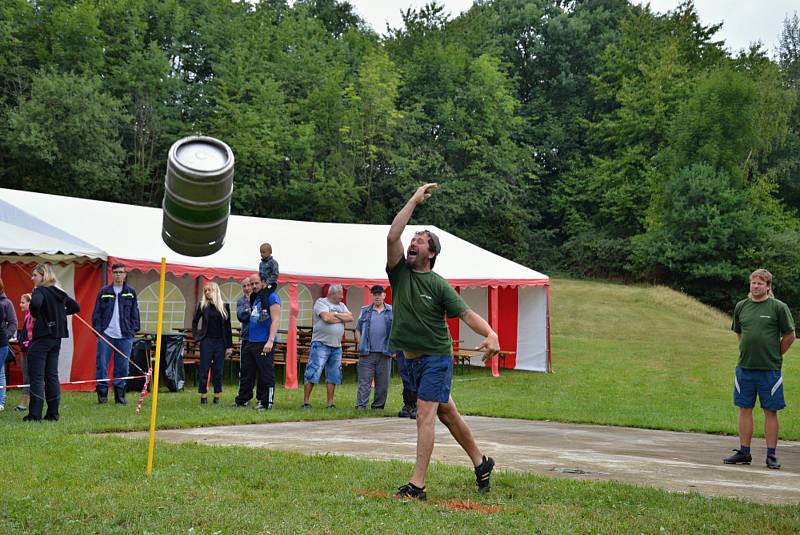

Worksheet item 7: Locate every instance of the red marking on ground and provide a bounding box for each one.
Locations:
[438,500,500,513]
[357,490,390,499]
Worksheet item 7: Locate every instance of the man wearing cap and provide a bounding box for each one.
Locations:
[354,285,394,410]
[388,183,499,501]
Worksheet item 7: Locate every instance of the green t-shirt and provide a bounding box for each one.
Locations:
[731,297,795,370]
[387,260,469,357]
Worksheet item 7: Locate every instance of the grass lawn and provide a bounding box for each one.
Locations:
[1,277,798,533]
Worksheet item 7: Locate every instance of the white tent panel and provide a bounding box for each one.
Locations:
[53,263,76,383]
[516,286,549,372]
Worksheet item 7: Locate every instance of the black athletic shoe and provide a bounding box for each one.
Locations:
[723,449,752,465]
[43,413,59,422]
[255,402,267,411]
[212,397,220,405]
[409,407,417,420]
[200,397,208,405]
[231,401,248,408]
[398,406,411,418]
[475,456,495,493]
[395,483,427,501]
[301,403,311,410]
[22,415,41,422]
[326,403,336,409]
[766,455,781,470]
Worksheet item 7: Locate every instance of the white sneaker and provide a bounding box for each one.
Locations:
[0,405,5,411]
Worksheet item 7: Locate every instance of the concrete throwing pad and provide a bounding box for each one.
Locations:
[123,416,800,504]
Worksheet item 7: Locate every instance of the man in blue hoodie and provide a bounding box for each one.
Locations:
[92,263,141,405]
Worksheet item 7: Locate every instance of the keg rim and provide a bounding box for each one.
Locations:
[168,135,235,179]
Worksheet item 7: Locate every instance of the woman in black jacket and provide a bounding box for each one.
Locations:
[25,263,80,422]
[192,282,233,405]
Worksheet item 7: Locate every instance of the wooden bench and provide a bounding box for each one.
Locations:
[180,326,362,383]
[451,346,515,373]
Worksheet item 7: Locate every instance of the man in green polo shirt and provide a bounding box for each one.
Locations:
[388,183,500,501]
[724,269,795,469]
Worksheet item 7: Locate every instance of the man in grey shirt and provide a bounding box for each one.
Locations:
[301,284,353,409]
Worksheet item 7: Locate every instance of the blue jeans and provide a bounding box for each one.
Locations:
[304,341,342,385]
[0,345,7,406]
[95,337,134,395]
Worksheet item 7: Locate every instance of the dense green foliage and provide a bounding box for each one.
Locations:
[2,0,800,313]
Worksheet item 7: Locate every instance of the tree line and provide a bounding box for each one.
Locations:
[1,0,800,313]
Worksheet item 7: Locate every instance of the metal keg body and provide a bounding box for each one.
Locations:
[162,136,234,257]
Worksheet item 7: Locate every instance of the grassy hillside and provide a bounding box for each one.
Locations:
[453,278,800,440]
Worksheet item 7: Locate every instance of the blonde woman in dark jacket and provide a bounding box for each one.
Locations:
[24,264,80,422]
[192,282,233,405]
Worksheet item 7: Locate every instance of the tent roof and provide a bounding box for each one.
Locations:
[0,188,548,286]
[0,196,106,260]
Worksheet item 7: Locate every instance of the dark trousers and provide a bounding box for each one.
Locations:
[198,337,226,394]
[396,351,417,409]
[27,337,62,420]
[236,341,275,406]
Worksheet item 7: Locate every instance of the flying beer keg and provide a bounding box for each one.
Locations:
[161,136,234,257]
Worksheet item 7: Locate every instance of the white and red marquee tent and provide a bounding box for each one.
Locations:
[0,187,550,390]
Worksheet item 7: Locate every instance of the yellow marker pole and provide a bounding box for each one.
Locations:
[146,257,167,475]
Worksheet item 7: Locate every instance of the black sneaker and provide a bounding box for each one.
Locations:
[409,407,417,420]
[326,403,336,409]
[200,397,208,405]
[14,405,27,412]
[723,449,752,465]
[231,401,248,408]
[475,456,495,493]
[398,406,411,418]
[255,402,267,411]
[301,403,311,410]
[212,397,220,405]
[395,482,427,501]
[766,455,781,470]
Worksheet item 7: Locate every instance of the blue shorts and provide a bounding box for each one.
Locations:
[406,354,453,403]
[304,341,342,385]
[734,367,785,411]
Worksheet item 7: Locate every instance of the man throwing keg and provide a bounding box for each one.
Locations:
[388,183,498,501]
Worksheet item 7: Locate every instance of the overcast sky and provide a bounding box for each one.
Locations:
[347,0,798,54]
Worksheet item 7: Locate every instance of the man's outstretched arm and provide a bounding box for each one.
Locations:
[387,183,438,269]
